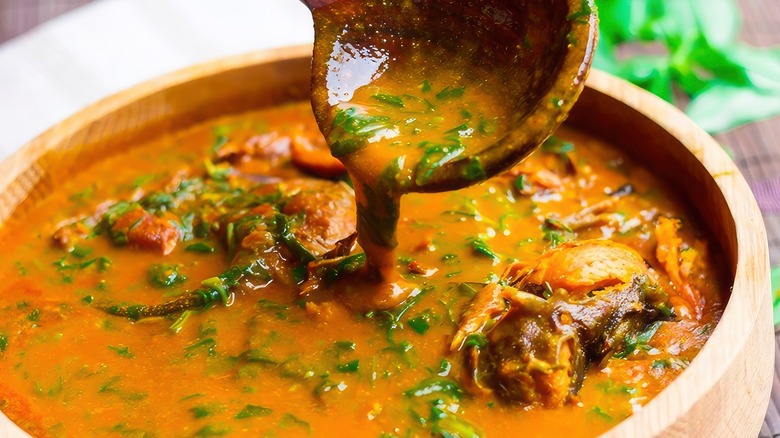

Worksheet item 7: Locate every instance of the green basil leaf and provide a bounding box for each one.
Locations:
[689,0,740,49]
[686,82,780,133]
[722,45,780,90]
[596,0,633,43]
[620,56,674,103]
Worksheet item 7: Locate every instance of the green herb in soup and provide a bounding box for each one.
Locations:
[0,102,726,437]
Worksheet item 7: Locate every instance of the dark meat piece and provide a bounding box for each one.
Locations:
[290,136,346,178]
[281,179,357,257]
[52,220,91,250]
[214,132,291,164]
[105,179,358,320]
[452,240,664,408]
[110,206,180,255]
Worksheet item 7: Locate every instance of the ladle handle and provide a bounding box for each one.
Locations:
[299,0,340,9]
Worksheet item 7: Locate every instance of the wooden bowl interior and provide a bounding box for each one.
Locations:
[0,46,771,438]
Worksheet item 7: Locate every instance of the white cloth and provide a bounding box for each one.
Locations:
[0,0,314,159]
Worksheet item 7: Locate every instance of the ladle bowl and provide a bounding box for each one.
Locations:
[304,0,597,192]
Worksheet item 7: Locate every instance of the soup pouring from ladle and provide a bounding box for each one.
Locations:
[299,0,598,308]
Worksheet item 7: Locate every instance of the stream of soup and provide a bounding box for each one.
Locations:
[0,102,725,437]
[309,0,591,300]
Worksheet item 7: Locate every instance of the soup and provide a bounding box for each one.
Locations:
[308,0,594,307]
[0,102,725,437]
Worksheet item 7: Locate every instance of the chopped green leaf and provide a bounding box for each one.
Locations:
[70,245,93,259]
[407,314,431,335]
[333,340,357,352]
[435,86,466,100]
[147,264,187,288]
[542,218,574,247]
[97,256,112,272]
[27,308,40,322]
[274,214,316,263]
[185,242,216,253]
[468,237,499,262]
[108,345,134,358]
[190,403,225,419]
[194,424,230,437]
[372,94,405,107]
[404,377,463,401]
[591,406,614,422]
[280,413,310,432]
[337,359,359,373]
[463,333,487,349]
[132,174,157,188]
[235,404,273,419]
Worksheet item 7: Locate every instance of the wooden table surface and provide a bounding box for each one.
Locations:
[1,0,779,436]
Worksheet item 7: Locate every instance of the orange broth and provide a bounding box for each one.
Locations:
[0,102,726,437]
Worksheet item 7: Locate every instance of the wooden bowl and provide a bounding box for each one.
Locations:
[0,45,772,437]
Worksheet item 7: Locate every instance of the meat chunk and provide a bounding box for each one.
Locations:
[52,220,91,250]
[507,239,648,298]
[452,239,663,408]
[290,136,346,178]
[281,180,357,257]
[110,206,180,255]
[214,132,291,163]
[655,217,703,319]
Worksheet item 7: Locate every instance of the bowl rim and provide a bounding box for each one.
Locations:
[584,70,772,437]
[0,46,772,438]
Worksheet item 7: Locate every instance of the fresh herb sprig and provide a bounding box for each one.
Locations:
[596,0,780,134]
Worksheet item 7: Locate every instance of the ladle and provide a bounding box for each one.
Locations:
[298,0,598,309]
[301,0,598,192]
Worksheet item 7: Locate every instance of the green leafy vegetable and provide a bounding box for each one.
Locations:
[336,359,360,373]
[27,308,40,322]
[513,174,527,192]
[235,404,273,419]
[591,406,614,422]
[614,321,662,358]
[194,424,230,437]
[463,333,487,349]
[329,107,394,156]
[204,158,231,181]
[372,94,405,107]
[435,86,466,100]
[333,340,357,352]
[147,264,187,288]
[596,0,780,133]
[185,242,216,253]
[415,143,467,186]
[274,214,316,263]
[108,345,135,358]
[404,377,463,400]
[69,245,93,259]
[170,310,192,334]
[279,413,310,432]
[97,256,112,272]
[541,218,574,247]
[468,237,499,262]
[190,403,225,419]
[407,314,431,334]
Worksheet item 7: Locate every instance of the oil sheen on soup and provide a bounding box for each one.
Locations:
[0,102,725,437]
